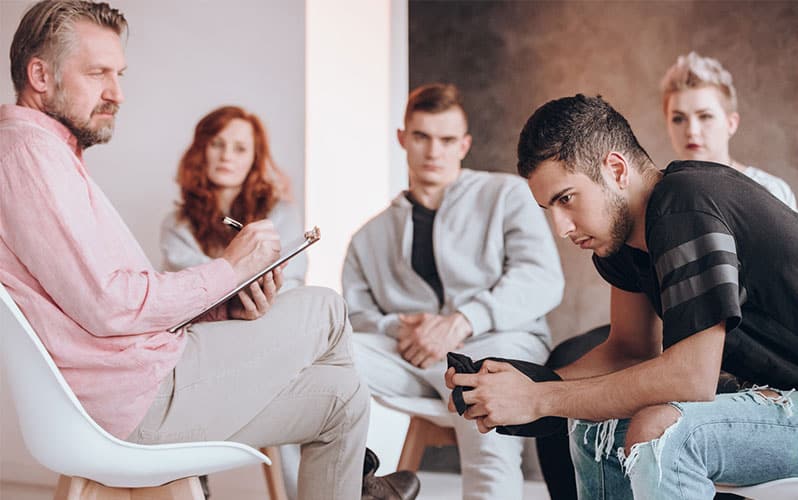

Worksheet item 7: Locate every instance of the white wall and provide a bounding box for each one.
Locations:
[0,0,306,266]
[1,0,306,485]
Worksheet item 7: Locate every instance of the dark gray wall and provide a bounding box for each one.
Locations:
[410,0,798,343]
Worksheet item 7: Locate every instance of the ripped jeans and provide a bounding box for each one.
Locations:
[569,387,798,499]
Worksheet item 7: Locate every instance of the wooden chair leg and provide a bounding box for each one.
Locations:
[132,478,205,500]
[53,476,203,500]
[54,475,73,500]
[53,476,128,500]
[261,446,289,500]
[397,416,457,471]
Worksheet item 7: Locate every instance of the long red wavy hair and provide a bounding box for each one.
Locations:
[177,106,291,255]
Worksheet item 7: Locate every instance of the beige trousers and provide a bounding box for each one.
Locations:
[128,287,370,500]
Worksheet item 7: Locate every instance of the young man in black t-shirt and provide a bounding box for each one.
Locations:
[446,94,798,499]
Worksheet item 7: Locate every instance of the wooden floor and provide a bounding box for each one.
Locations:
[1,471,551,500]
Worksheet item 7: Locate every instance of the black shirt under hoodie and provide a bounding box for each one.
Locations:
[406,192,445,308]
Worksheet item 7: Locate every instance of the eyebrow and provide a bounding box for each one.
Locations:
[670,108,713,115]
[543,187,573,208]
[86,64,128,74]
[410,130,460,141]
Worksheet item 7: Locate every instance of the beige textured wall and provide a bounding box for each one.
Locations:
[410,0,798,344]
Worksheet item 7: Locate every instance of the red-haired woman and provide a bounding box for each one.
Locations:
[160,106,420,500]
[159,106,306,499]
[160,106,306,289]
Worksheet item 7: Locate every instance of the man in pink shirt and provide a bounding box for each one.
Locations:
[0,2,417,499]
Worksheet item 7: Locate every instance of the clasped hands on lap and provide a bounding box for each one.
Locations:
[397,311,472,368]
[219,219,285,320]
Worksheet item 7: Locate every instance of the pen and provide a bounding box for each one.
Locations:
[222,216,243,231]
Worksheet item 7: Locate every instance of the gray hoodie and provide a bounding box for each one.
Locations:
[342,168,564,340]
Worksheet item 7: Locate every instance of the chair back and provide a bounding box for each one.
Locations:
[0,282,269,488]
[0,282,110,477]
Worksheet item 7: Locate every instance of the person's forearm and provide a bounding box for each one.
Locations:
[541,328,723,421]
[556,338,654,380]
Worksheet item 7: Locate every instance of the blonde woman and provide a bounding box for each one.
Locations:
[661,51,796,210]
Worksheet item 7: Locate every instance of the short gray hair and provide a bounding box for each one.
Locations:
[660,51,737,114]
[10,0,127,94]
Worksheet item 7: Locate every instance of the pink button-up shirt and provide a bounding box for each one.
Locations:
[0,105,237,439]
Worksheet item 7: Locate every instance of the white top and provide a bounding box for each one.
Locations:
[744,166,797,211]
[160,200,307,290]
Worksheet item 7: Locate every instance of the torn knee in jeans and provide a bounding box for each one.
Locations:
[576,418,621,462]
[623,404,682,455]
[734,386,795,416]
[617,404,682,480]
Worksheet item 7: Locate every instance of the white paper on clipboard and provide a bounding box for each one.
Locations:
[168,226,320,333]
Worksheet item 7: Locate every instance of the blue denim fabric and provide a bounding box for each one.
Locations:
[570,388,798,499]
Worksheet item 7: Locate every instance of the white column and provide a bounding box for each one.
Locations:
[305,0,410,471]
[305,0,408,292]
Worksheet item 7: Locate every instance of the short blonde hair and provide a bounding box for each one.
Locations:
[660,51,737,114]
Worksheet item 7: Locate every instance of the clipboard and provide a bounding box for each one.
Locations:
[168,226,321,333]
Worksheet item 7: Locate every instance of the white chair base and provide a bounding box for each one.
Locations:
[715,477,798,499]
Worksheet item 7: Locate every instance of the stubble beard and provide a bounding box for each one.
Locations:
[43,84,117,150]
[599,190,634,258]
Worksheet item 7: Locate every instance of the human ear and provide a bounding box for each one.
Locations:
[458,133,472,160]
[727,112,740,138]
[27,57,50,93]
[603,152,630,189]
[397,128,406,149]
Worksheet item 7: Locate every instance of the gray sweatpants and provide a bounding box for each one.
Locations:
[354,330,550,500]
[128,287,370,500]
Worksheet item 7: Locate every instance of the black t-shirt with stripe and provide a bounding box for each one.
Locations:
[594,161,798,389]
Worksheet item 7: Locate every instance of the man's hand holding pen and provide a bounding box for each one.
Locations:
[221,218,282,320]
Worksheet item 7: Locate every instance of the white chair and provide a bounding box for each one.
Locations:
[373,396,456,471]
[0,282,272,499]
[716,478,798,499]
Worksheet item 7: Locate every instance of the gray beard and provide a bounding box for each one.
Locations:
[43,87,116,149]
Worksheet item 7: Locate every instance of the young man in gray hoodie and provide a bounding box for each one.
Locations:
[342,83,564,500]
